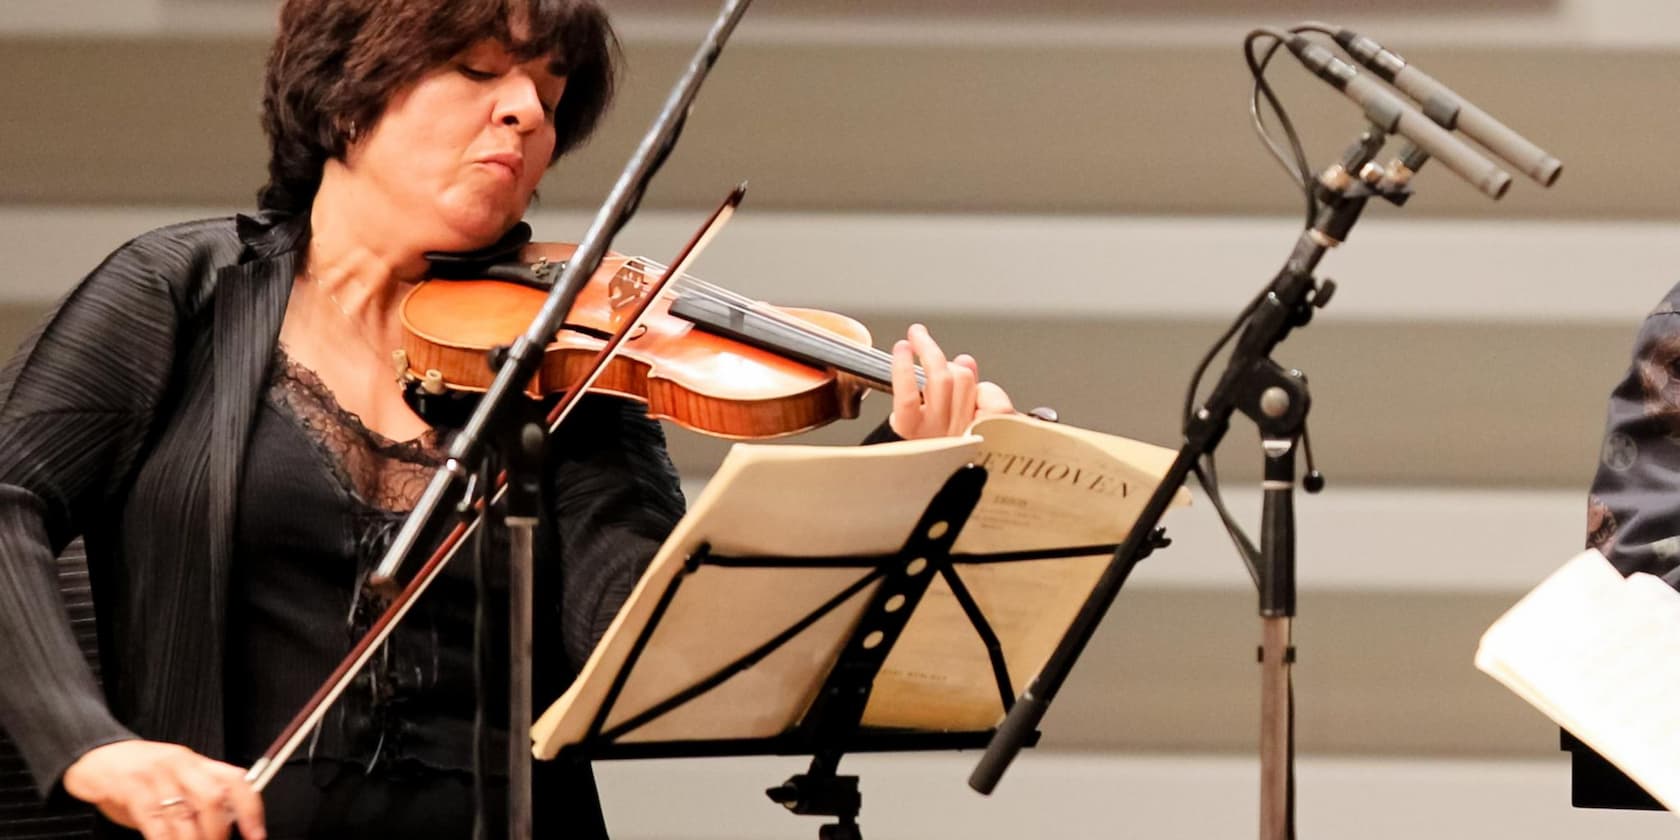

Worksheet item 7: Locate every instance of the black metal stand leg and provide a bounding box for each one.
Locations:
[1259,613,1294,840]
[1251,370,1308,840]
[470,390,547,840]
[768,753,864,840]
[819,820,863,840]
[472,452,498,840]
[504,421,546,840]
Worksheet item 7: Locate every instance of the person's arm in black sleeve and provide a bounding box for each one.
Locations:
[860,418,902,446]
[545,395,688,670]
[1587,289,1680,586]
[0,235,184,796]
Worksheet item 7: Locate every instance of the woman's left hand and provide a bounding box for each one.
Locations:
[888,323,1016,439]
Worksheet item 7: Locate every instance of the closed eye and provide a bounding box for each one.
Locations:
[459,61,559,119]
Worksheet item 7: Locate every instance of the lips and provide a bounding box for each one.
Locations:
[476,152,525,182]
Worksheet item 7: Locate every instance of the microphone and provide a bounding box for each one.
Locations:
[1285,36,1511,200]
[1332,28,1561,187]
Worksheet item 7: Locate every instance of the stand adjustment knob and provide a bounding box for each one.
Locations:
[1301,422,1326,493]
[1313,279,1337,308]
[1259,386,1292,419]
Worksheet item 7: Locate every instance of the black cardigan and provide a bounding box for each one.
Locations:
[0,213,687,803]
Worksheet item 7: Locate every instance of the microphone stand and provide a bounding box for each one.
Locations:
[352,2,755,838]
[971,123,1416,840]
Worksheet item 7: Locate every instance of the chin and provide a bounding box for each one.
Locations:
[437,207,527,252]
[418,186,528,249]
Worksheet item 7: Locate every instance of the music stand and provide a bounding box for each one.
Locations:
[533,432,1180,838]
[1560,730,1664,811]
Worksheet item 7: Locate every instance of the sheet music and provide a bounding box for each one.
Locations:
[1476,549,1680,816]
[532,437,978,758]
[532,416,1186,759]
[864,415,1187,730]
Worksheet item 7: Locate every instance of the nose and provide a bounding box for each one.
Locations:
[491,75,547,133]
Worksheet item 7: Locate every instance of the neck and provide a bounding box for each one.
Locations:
[305,161,430,316]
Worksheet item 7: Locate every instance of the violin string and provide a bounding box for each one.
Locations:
[627,257,868,354]
[631,257,892,378]
[630,257,929,391]
[676,281,903,385]
[628,256,924,389]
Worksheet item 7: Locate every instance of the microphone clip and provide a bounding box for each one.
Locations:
[1314,123,1416,215]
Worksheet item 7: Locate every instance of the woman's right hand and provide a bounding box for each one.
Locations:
[62,740,266,840]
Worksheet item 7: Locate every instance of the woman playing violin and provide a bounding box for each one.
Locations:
[0,1,1013,838]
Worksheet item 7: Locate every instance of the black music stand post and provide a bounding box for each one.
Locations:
[548,462,1166,838]
[1559,729,1664,811]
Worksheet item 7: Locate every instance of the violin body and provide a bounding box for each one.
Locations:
[399,242,875,439]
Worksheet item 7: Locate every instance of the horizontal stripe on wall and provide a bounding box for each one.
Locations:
[3,207,1672,322]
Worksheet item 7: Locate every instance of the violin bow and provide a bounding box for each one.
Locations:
[245,184,747,791]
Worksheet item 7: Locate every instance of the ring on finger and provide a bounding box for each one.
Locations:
[156,795,195,818]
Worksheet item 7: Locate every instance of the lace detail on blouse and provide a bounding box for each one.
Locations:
[267,345,444,513]
[262,345,472,772]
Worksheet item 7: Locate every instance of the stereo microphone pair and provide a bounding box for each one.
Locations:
[1285,28,1561,200]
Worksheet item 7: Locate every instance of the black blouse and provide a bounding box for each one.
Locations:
[228,347,493,773]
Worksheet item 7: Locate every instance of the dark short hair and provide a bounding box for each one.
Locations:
[258,0,618,214]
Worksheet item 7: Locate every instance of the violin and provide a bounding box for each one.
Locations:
[396,241,921,439]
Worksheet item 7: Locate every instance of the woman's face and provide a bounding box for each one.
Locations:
[346,39,566,250]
